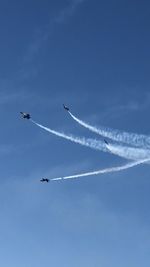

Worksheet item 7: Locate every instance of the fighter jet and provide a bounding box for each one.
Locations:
[40,178,49,183]
[63,104,69,111]
[104,139,108,145]
[20,112,31,119]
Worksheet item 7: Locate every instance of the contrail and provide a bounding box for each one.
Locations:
[69,112,150,148]
[31,119,107,152]
[51,157,150,181]
[107,143,150,161]
[68,112,150,161]
[30,119,150,181]
[31,119,150,162]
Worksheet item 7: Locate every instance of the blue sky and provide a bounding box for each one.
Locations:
[0,0,150,266]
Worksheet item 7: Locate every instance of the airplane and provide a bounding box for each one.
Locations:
[20,112,31,119]
[104,139,109,145]
[63,104,69,111]
[40,178,49,183]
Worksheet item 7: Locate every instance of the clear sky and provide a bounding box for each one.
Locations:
[0,0,150,266]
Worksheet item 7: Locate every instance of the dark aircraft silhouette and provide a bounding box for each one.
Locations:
[40,178,49,183]
[63,104,69,111]
[104,139,108,145]
[20,112,31,119]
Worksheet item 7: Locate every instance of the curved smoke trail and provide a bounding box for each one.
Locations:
[69,112,150,149]
[31,119,150,162]
[29,115,150,182]
[51,157,150,181]
[31,120,107,152]
[107,143,150,161]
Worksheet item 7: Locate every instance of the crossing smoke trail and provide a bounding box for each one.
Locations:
[31,120,150,162]
[69,112,150,149]
[30,119,150,181]
[30,120,107,152]
[107,143,150,161]
[51,158,150,181]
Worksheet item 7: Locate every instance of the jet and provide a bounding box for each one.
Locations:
[104,139,109,145]
[20,112,31,119]
[63,104,69,111]
[40,178,49,183]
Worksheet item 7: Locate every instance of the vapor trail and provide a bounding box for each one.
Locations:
[69,112,150,148]
[31,119,150,162]
[107,143,150,161]
[51,158,150,181]
[31,119,107,152]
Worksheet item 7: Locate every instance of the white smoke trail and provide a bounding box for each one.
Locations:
[107,143,150,161]
[31,119,150,162]
[69,112,150,148]
[51,157,150,181]
[30,119,150,181]
[31,119,107,152]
